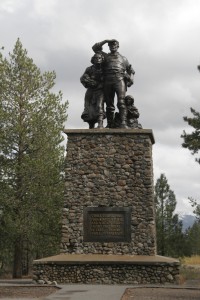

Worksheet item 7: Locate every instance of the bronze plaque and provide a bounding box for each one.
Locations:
[83,207,131,242]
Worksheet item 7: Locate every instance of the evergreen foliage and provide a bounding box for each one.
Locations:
[185,220,200,255]
[183,199,200,256]
[181,108,200,251]
[188,197,200,220]
[181,107,200,164]
[154,174,185,257]
[0,39,68,278]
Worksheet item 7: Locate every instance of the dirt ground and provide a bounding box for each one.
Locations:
[121,287,200,300]
[0,286,58,298]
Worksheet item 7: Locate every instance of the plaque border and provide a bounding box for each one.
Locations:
[83,207,131,242]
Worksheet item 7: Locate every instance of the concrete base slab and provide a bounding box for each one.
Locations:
[34,254,179,264]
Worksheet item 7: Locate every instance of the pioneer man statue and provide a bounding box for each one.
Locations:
[92,39,135,128]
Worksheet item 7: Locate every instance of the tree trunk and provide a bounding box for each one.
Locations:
[13,238,23,278]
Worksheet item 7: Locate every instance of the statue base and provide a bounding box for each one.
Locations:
[33,254,180,284]
[33,129,180,284]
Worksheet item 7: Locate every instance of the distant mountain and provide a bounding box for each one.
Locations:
[180,214,196,232]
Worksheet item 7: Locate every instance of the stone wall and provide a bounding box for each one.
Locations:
[33,261,179,284]
[61,129,156,255]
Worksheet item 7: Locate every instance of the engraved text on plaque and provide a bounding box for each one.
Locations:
[83,207,131,242]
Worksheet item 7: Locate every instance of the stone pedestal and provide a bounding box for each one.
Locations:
[33,129,180,284]
[61,129,156,255]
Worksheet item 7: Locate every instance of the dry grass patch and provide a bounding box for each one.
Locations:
[181,255,200,265]
[179,256,200,284]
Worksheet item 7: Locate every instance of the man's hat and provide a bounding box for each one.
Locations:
[108,39,119,46]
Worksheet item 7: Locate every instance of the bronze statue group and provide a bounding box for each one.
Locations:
[81,39,142,129]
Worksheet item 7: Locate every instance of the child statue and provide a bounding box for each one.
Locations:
[125,95,142,129]
[113,95,142,129]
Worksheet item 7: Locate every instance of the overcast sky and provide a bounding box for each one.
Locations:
[1,0,200,215]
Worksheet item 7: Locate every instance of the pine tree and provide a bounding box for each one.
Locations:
[181,107,200,164]
[185,220,200,255]
[181,94,200,251]
[186,197,200,222]
[0,39,68,278]
[154,174,184,257]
